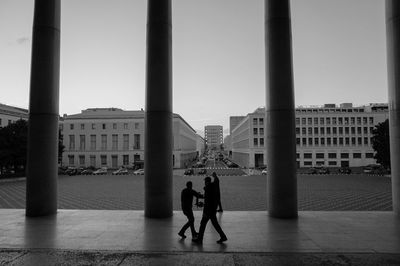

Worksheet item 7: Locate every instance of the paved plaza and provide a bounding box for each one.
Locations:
[0,173,392,211]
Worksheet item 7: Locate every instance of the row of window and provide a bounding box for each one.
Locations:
[296,108,367,113]
[68,154,140,166]
[252,118,264,126]
[296,137,372,146]
[67,134,141,151]
[253,138,264,147]
[252,127,264,136]
[63,122,141,131]
[296,116,374,126]
[297,152,374,159]
[296,126,374,136]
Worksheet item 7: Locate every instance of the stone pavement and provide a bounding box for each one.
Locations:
[0,210,399,265]
[0,174,393,211]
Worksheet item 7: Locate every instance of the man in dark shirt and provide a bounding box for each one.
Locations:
[178,181,202,239]
[192,176,227,244]
[212,172,223,212]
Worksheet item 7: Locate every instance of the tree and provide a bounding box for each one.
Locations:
[0,119,28,173]
[371,119,391,169]
[58,129,65,165]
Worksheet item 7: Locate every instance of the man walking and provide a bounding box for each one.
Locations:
[178,181,202,239]
[212,172,223,212]
[192,176,227,244]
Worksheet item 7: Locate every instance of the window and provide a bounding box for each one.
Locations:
[101,134,107,150]
[339,127,343,135]
[351,127,355,134]
[327,127,331,134]
[304,153,312,159]
[358,137,362,145]
[112,134,118,150]
[320,127,325,135]
[253,138,258,146]
[134,134,141,149]
[92,123,96,130]
[301,118,306,124]
[357,117,361,125]
[350,117,355,125]
[68,155,74,165]
[351,137,356,145]
[326,117,331,125]
[90,135,96,150]
[338,117,343,125]
[314,128,319,134]
[101,155,107,165]
[123,134,129,150]
[314,118,318,125]
[304,161,312,166]
[308,118,312,124]
[296,153,300,159]
[80,124,85,130]
[102,123,106,130]
[341,153,349,158]
[333,138,337,145]
[320,138,325,145]
[296,118,300,125]
[253,128,258,135]
[353,153,362,159]
[332,117,337,125]
[369,117,374,124]
[345,127,349,134]
[124,123,128,129]
[308,138,313,145]
[79,135,85,150]
[259,128,264,135]
[259,118,264,126]
[344,117,349,125]
[333,127,337,134]
[364,127,368,134]
[113,123,117,130]
[339,137,343,145]
[301,127,306,134]
[79,155,85,165]
[302,138,307,145]
[123,155,129,165]
[314,138,319,145]
[345,137,350,145]
[316,153,324,159]
[327,137,331,146]
[364,137,368,145]
[296,138,300,145]
[366,152,374,158]
[253,118,258,125]
[260,138,264,146]
[69,135,75,150]
[328,161,337,166]
[320,118,324,125]
[70,124,74,130]
[328,153,336,159]
[135,123,139,129]
[363,117,368,124]
[90,155,96,167]
[308,128,312,135]
[370,127,374,134]
[357,127,362,134]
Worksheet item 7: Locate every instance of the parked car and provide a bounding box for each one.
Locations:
[112,168,128,175]
[93,167,108,175]
[198,168,207,175]
[307,167,329,174]
[363,164,387,175]
[307,167,318,174]
[81,169,94,175]
[261,168,267,175]
[184,168,194,175]
[338,167,352,174]
[133,169,144,175]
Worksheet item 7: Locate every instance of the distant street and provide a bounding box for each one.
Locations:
[0,173,392,211]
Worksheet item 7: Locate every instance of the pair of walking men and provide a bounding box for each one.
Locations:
[178,172,227,244]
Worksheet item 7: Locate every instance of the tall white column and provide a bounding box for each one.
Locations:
[265,0,298,218]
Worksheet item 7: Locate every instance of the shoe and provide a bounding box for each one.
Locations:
[216,237,227,243]
[192,237,203,244]
[178,232,186,239]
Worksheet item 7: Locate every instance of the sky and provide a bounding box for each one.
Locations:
[0,0,388,136]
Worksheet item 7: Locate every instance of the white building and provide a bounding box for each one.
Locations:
[60,108,199,169]
[231,103,389,168]
[0,103,28,127]
[204,125,223,150]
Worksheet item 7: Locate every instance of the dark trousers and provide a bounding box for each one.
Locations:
[197,212,227,240]
[179,210,197,237]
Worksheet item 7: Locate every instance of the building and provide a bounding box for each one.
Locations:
[0,103,28,127]
[60,108,199,169]
[231,103,389,168]
[204,125,223,150]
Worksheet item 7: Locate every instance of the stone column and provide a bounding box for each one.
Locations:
[26,0,60,217]
[265,0,298,218]
[386,0,400,215]
[144,0,173,218]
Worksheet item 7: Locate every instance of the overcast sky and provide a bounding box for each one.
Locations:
[0,0,388,135]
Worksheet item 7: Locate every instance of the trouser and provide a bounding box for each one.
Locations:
[197,212,227,240]
[179,210,197,237]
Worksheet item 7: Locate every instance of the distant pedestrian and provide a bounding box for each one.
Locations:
[192,176,227,244]
[212,172,223,212]
[178,181,202,239]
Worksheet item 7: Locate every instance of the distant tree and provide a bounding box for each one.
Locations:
[371,119,391,169]
[58,129,65,165]
[0,119,28,173]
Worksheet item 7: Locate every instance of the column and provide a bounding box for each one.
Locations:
[26,0,60,217]
[144,0,173,218]
[265,0,298,218]
[386,0,400,215]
